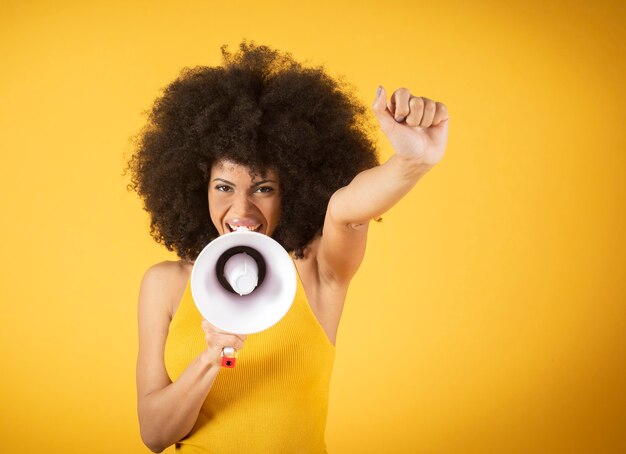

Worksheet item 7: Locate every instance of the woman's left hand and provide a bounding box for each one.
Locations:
[372,86,449,169]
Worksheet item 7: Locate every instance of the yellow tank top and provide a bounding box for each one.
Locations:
[164,264,336,453]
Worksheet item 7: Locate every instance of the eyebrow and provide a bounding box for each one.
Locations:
[211,178,277,186]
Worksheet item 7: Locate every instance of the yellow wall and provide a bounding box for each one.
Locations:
[1,0,624,452]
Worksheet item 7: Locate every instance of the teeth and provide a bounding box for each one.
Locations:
[227,223,261,232]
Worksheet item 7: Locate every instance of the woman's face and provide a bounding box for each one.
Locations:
[208,159,281,236]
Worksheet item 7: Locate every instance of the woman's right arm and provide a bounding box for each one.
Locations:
[136,262,245,453]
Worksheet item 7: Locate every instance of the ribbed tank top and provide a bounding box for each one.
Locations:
[163,263,336,453]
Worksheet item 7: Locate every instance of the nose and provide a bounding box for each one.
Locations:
[231,191,255,215]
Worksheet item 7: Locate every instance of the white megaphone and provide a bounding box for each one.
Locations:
[190,226,297,367]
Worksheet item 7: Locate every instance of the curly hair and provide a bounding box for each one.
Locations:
[124,39,380,261]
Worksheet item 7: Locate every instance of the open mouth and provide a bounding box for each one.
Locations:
[226,223,263,233]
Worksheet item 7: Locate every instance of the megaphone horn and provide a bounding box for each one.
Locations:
[191,227,297,367]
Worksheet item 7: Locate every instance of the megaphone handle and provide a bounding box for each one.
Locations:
[221,347,238,368]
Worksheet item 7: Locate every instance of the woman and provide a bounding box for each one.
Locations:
[127,40,449,453]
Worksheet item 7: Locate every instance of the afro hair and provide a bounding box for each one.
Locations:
[125,39,380,261]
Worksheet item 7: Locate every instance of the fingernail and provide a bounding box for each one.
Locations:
[376,86,381,99]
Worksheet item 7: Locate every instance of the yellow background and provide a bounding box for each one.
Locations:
[1,0,624,452]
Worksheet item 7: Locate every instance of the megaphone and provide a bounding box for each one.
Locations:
[190,226,297,367]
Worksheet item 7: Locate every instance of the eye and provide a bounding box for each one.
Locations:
[215,185,232,192]
[255,186,274,193]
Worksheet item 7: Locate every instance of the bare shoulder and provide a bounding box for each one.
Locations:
[139,260,193,320]
[136,260,193,402]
